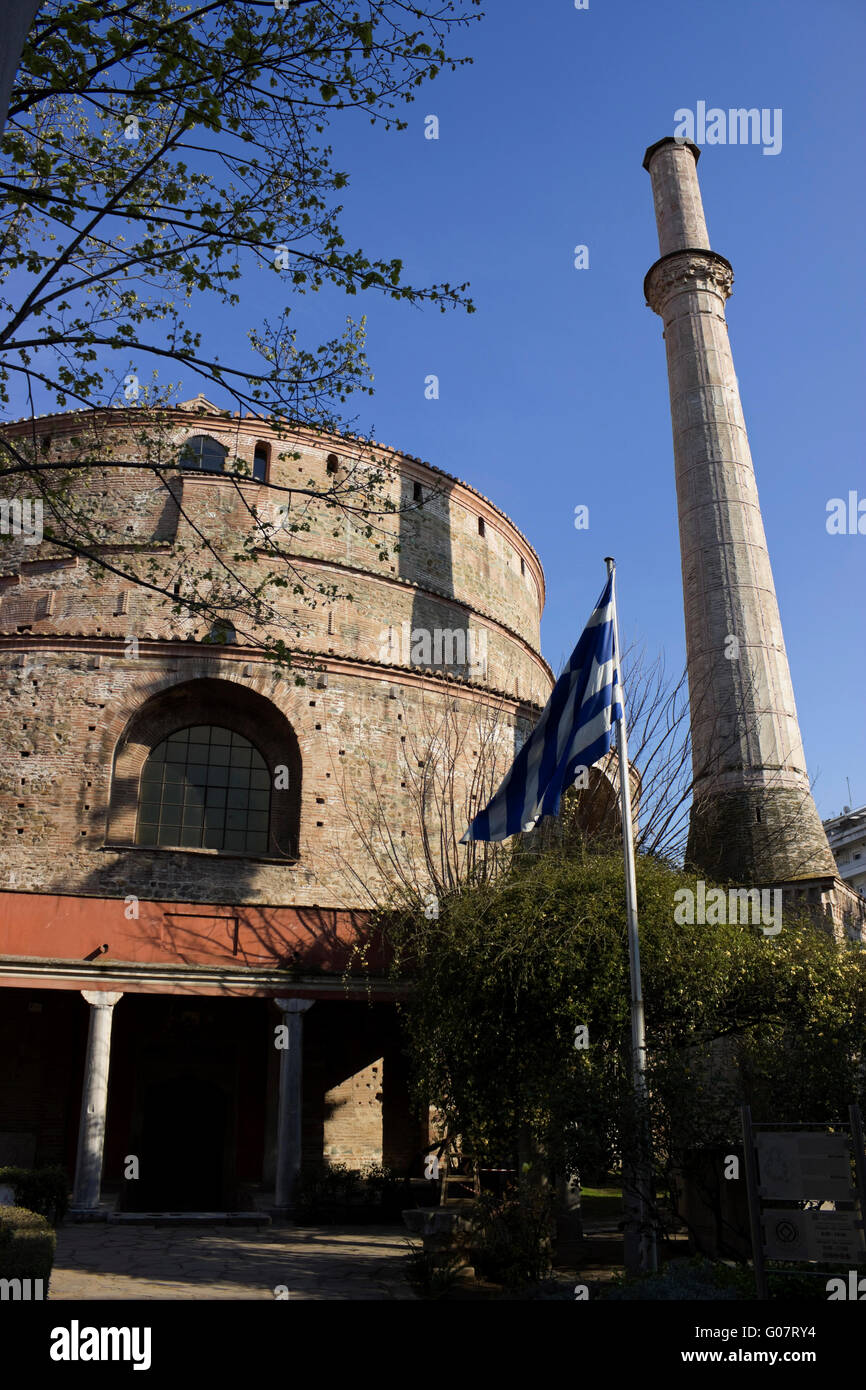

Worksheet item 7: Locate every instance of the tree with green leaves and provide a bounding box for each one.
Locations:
[0,1,481,657]
[382,845,866,1264]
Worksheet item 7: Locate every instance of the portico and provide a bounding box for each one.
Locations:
[0,975,420,1216]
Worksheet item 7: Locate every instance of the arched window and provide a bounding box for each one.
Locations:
[253,442,269,482]
[204,619,237,645]
[108,677,301,859]
[179,435,227,473]
[136,725,271,853]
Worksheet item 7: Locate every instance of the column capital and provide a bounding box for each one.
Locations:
[81,990,123,1009]
[644,248,733,316]
[274,997,314,1015]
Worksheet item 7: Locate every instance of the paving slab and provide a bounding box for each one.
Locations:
[50,1224,415,1300]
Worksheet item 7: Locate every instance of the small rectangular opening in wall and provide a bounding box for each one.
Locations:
[478,516,486,537]
[253,442,270,482]
[520,557,525,575]
[413,481,422,502]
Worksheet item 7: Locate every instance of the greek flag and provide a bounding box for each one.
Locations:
[461,573,623,843]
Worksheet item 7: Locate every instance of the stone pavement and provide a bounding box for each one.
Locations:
[50,1224,415,1300]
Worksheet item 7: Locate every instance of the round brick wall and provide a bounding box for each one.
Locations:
[0,405,553,911]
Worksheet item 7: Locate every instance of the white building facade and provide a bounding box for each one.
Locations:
[823,806,866,898]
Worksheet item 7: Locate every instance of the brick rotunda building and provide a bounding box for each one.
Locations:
[0,396,561,1214]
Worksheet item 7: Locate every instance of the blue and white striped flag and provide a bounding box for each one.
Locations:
[461,573,623,843]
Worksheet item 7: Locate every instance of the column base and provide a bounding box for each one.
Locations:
[687,785,837,883]
[68,1206,112,1223]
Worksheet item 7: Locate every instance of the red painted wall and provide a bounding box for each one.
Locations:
[0,889,384,988]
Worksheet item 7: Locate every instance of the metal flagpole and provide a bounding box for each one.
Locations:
[604,557,657,1275]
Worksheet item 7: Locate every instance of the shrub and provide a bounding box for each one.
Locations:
[470,1191,555,1289]
[717,1261,841,1301]
[604,1255,844,1302]
[0,1206,57,1291]
[404,1241,466,1299]
[0,1165,69,1224]
[603,1256,743,1300]
[293,1162,409,1222]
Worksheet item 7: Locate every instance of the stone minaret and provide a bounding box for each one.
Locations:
[643,137,836,884]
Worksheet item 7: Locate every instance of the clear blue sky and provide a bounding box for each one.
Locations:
[310,0,864,821]
[16,0,866,818]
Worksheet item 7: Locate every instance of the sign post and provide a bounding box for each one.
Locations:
[741,1106,866,1299]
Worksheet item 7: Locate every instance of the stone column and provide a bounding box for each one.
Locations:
[274,998,314,1210]
[643,137,837,882]
[72,991,122,1211]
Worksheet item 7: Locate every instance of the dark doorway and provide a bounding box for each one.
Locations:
[136,1075,229,1210]
[108,995,272,1212]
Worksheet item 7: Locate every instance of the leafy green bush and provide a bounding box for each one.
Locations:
[0,1206,56,1288]
[470,1191,555,1289]
[0,1165,69,1224]
[603,1255,837,1301]
[293,1162,408,1221]
[404,1241,466,1298]
[603,1256,743,1301]
[382,847,866,1229]
[715,1261,842,1301]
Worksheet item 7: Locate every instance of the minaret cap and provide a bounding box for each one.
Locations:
[642,136,700,172]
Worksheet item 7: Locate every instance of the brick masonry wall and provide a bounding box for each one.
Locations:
[0,646,534,910]
[323,1057,384,1166]
[0,409,550,915]
[0,408,548,663]
[688,786,841,885]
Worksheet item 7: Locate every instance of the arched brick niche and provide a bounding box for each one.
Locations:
[105,678,301,859]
